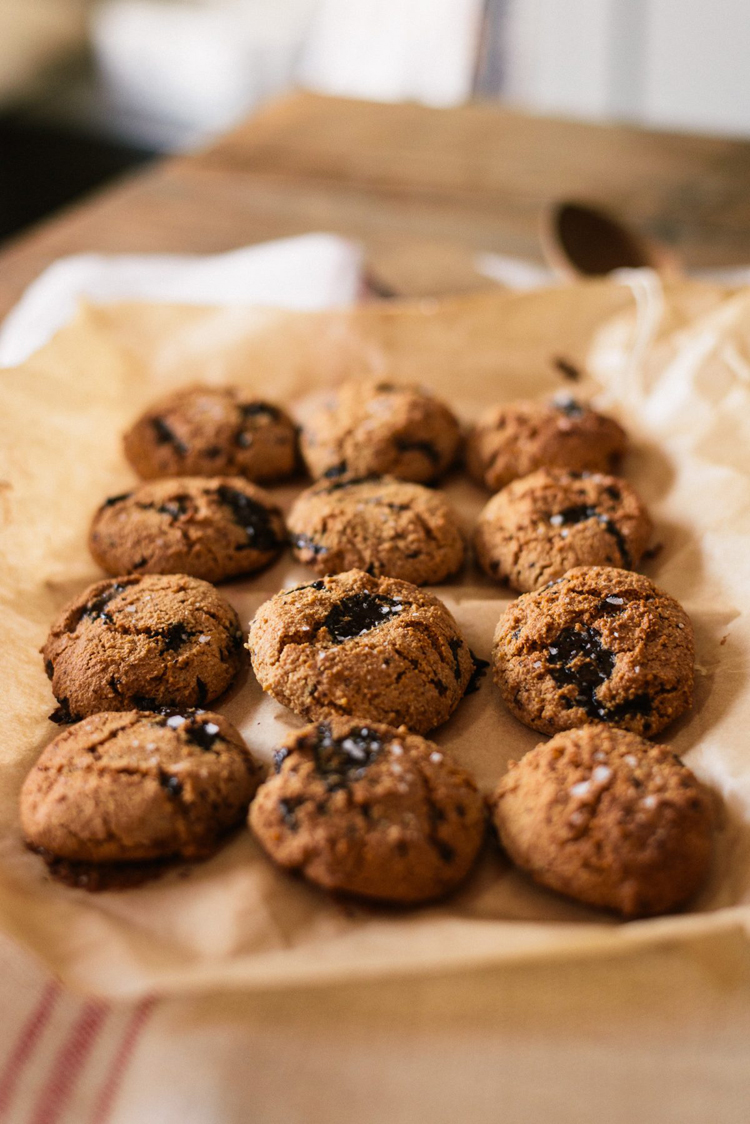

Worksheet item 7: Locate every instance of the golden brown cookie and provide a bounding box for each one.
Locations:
[21,710,262,876]
[490,725,713,917]
[250,718,485,902]
[467,396,627,492]
[248,569,476,734]
[43,574,244,722]
[300,379,461,483]
[492,567,694,738]
[123,384,298,482]
[288,474,465,585]
[474,468,652,592]
[89,477,286,583]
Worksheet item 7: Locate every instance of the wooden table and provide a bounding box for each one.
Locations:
[2,90,750,315]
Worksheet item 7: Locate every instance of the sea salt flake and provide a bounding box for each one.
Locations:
[642,794,658,809]
[391,762,403,775]
[624,754,638,767]
[204,722,219,736]
[570,779,591,798]
[550,513,564,527]
[342,738,366,760]
[592,765,612,785]
[198,634,210,644]
[167,715,186,728]
[391,743,404,756]
[429,751,443,764]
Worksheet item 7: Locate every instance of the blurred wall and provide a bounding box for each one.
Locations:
[504,0,750,137]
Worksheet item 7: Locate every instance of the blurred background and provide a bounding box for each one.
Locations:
[1,0,749,244]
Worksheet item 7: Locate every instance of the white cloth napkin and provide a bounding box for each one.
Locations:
[5,230,749,373]
[0,232,364,368]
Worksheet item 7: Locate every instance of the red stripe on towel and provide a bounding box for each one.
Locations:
[28,1001,109,1124]
[0,982,61,1121]
[88,998,156,1124]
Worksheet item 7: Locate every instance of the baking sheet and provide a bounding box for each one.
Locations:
[1,276,749,999]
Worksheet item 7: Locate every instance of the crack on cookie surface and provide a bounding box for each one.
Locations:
[151,417,188,455]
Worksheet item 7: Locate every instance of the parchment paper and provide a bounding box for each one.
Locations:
[1,275,749,999]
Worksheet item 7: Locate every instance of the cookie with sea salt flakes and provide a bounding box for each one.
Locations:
[247,569,474,734]
[89,476,286,583]
[288,473,465,584]
[21,710,262,878]
[489,725,713,917]
[474,468,652,592]
[300,378,461,483]
[123,384,298,482]
[466,395,627,493]
[42,574,244,722]
[492,566,694,738]
[250,718,486,902]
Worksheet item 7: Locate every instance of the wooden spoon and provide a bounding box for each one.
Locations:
[541,200,681,279]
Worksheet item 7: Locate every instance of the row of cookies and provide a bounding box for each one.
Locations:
[90,378,653,593]
[89,464,653,593]
[20,378,714,917]
[119,379,625,490]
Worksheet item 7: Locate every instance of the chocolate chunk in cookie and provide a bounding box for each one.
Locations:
[467,396,627,492]
[300,379,460,483]
[90,476,286,582]
[123,385,298,482]
[21,710,262,879]
[43,574,244,720]
[490,725,713,917]
[475,468,652,591]
[492,567,694,737]
[248,569,473,734]
[288,474,465,584]
[250,718,485,902]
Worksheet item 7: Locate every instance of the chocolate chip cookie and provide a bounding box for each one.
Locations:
[89,477,286,583]
[492,567,694,738]
[475,468,652,592]
[490,725,713,917]
[248,569,474,734]
[123,384,298,482]
[250,718,485,902]
[467,395,627,492]
[288,474,465,585]
[300,379,461,483]
[43,574,244,722]
[21,710,262,876]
